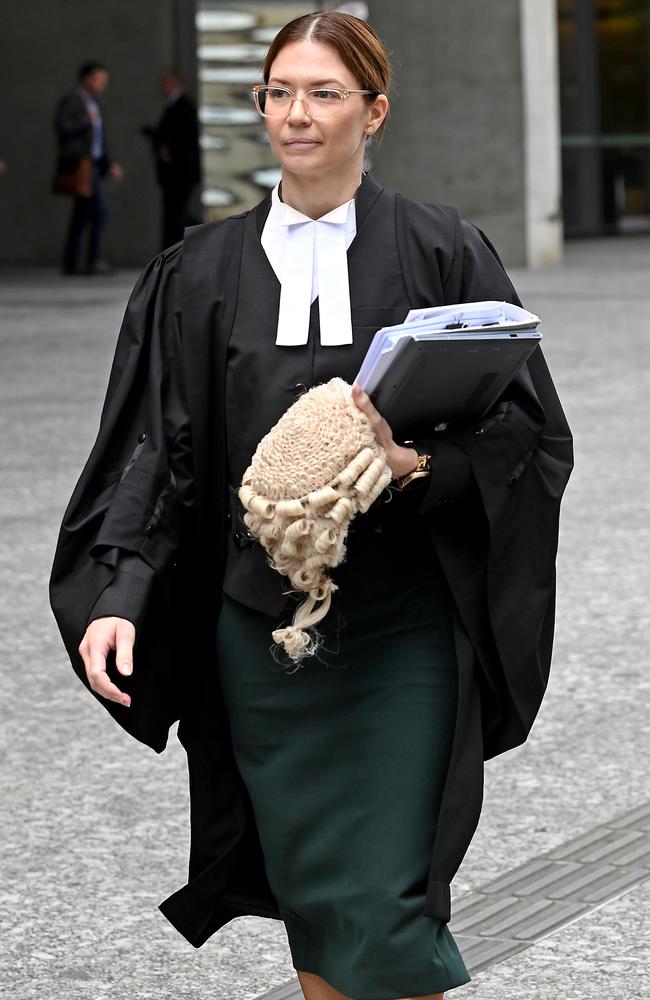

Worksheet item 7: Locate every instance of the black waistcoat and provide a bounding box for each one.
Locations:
[222,174,433,617]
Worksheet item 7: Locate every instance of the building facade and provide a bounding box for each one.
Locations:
[1,0,647,266]
[558,0,650,237]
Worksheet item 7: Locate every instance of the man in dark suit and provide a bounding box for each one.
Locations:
[54,61,124,275]
[142,68,202,250]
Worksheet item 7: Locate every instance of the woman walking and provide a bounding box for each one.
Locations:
[51,11,573,1000]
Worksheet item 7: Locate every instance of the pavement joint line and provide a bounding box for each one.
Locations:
[255,799,650,998]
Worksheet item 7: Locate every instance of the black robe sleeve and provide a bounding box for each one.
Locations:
[395,194,573,754]
[440,217,573,754]
[86,552,156,631]
[394,196,573,923]
[49,242,194,750]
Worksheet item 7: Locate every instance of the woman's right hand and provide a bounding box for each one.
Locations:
[78,617,135,708]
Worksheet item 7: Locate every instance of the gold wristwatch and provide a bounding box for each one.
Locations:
[393,444,432,490]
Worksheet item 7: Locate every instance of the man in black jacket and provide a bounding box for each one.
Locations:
[142,68,202,250]
[54,61,124,275]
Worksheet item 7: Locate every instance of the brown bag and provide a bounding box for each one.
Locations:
[52,156,93,197]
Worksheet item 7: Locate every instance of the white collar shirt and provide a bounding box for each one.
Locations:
[260,182,357,347]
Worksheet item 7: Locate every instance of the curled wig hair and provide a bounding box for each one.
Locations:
[239,378,392,666]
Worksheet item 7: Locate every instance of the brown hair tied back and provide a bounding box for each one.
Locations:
[263,10,392,140]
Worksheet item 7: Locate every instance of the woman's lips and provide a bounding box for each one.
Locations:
[284,139,320,148]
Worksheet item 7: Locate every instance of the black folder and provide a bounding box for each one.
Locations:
[369,329,541,434]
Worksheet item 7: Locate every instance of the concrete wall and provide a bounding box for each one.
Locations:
[0,0,198,267]
[0,0,562,268]
[370,0,562,266]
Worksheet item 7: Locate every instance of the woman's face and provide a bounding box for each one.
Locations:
[264,39,387,179]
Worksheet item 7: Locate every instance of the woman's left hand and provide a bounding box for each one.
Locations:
[351,383,419,479]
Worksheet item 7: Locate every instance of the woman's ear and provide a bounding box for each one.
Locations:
[367,94,389,134]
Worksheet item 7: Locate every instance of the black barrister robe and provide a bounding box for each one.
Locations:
[49,174,573,947]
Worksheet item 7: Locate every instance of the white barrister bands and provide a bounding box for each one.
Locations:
[261,183,356,346]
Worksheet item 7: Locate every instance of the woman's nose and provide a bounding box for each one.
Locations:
[286,95,311,124]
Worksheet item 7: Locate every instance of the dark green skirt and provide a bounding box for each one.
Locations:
[216,564,471,998]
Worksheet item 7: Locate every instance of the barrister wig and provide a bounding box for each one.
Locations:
[239,377,393,667]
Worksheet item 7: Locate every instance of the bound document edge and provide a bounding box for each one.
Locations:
[402,300,540,326]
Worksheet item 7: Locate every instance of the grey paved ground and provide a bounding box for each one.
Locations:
[1,236,649,999]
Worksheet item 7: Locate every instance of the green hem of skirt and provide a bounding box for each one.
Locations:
[291,959,472,999]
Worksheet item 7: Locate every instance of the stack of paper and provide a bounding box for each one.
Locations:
[355,300,540,395]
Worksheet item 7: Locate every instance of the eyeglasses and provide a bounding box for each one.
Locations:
[252,85,377,120]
